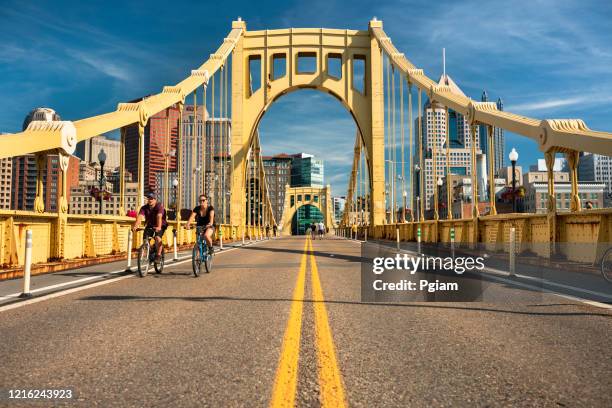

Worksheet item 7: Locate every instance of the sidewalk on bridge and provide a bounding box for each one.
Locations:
[0,236,254,281]
[348,237,612,304]
[0,238,270,307]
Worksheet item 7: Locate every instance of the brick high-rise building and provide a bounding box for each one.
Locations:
[0,158,12,210]
[11,154,79,212]
[123,99,181,195]
[263,154,293,223]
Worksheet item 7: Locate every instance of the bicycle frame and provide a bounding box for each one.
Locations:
[196,227,209,262]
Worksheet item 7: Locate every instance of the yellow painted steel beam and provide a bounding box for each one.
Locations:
[0,23,244,159]
[371,23,612,156]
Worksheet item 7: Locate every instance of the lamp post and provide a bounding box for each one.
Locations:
[397,174,405,222]
[414,164,421,221]
[437,177,443,219]
[509,147,519,213]
[402,190,408,222]
[98,148,107,215]
[164,148,176,209]
[172,178,179,220]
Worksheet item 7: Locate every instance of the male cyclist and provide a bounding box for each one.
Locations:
[185,194,215,255]
[132,192,167,262]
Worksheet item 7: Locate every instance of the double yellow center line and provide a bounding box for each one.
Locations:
[270,237,347,408]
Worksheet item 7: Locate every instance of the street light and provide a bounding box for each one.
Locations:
[98,148,107,215]
[437,177,443,219]
[414,164,421,221]
[163,148,176,209]
[172,178,179,220]
[402,190,408,223]
[509,147,519,212]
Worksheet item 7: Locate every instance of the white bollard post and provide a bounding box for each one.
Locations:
[396,227,400,250]
[242,229,245,246]
[220,234,224,250]
[450,228,455,260]
[173,228,178,261]
[417,227,422,255]
[125,229,133,271]
[20,229,33,298]
[509,227,516,276]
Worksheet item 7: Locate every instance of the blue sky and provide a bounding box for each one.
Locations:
[1,0,611,197]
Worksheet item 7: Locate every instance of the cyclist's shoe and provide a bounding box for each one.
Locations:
[154,255,162,263]
[208,246,214,255]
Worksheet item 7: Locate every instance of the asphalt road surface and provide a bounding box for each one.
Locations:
[0,236,610,407]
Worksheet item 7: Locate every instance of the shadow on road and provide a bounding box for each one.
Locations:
[238,244,366,264]
[78,294,612,318]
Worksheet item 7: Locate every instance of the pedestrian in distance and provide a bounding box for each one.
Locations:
[317,221,325,239]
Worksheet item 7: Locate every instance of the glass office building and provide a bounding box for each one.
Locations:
[290,153,324,188]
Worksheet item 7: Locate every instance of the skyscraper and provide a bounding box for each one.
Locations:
[415,75,481,211]
[263,153,293,223]
[123,101,180,196]
[75,135,121,169]
[290,153,324,188]
[12,108,79,212]
[479,91,505,174]
[579,153,612,207]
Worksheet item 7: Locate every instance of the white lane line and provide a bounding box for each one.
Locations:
[482,273,612,310]
[0,240,268,313]
[482,266,612,300]
[361,241,612,310]
[0,253,192,301]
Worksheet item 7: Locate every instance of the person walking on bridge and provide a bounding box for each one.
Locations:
[317,221,325,239]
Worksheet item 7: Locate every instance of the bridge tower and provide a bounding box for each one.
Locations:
[230,19,386,227]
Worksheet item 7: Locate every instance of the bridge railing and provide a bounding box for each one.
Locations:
[0,210,263,271]
[340,209,612,265]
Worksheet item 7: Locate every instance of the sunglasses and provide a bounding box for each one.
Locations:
[199,199,207,202]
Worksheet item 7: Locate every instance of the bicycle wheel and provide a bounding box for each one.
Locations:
[192,244,202,277]
[154,246,165,274]
[137,243,151,277]
[204,247,213,274]
[601,247,612,283]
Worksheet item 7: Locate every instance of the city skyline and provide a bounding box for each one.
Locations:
[2,1,611,198]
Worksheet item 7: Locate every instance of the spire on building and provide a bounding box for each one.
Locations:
[497,97,504,111]
[442,48,446,80]
[481,90,489,102]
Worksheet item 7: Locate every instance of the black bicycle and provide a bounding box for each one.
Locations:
[601,247,612,283]
[136,227,165,277]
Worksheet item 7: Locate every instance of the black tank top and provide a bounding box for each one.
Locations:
[193,205,215,226]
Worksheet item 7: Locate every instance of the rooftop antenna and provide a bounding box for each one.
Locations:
[442,48,446,80]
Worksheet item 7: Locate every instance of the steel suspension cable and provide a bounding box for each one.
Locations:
[218,65,224,222]
[400,72,405,222]
[408,80,413,221]
[224,58,230,224]
[192,90,197,207]
[391,64,397,223]
[211,72,216,210]
[202,82,207,195]
[165,107,171,210]
[385,55,391,223]
[445,106,452,219]
[418,88,424,221]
